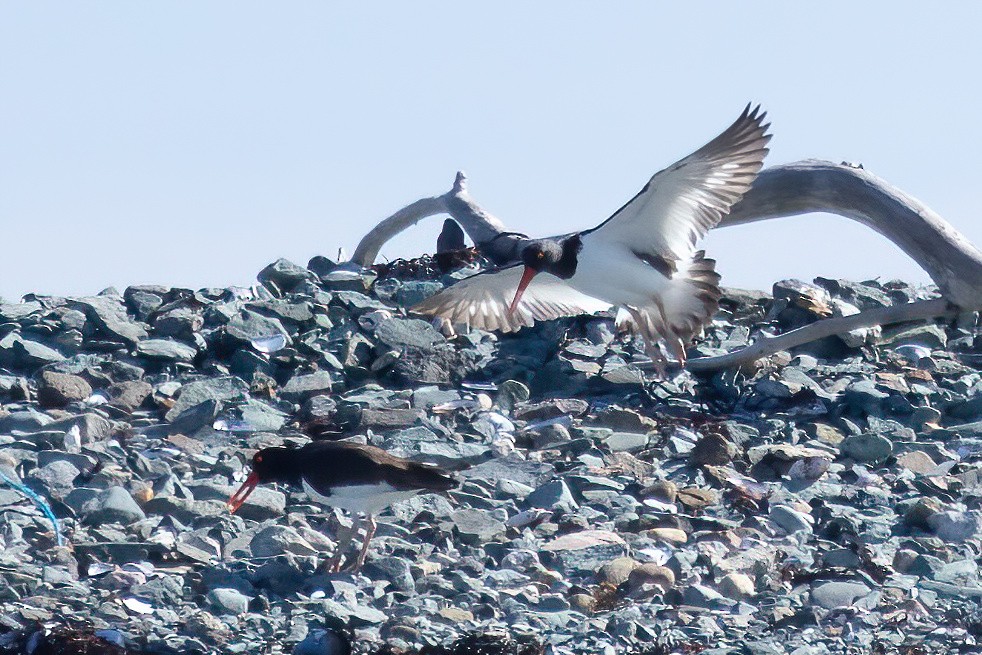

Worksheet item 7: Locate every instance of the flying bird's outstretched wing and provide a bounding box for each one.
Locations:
[583,104,770,263]
[413,265,611,333]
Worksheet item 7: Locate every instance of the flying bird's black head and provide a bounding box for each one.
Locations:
[521,239,565,272]
[509,236,581,315]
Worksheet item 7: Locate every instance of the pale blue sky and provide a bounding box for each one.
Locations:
[2,3,980,301]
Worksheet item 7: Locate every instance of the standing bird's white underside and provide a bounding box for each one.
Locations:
[302,479,421,515]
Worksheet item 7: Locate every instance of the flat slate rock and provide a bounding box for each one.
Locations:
[70,296,148,345]
[375,318,445,350]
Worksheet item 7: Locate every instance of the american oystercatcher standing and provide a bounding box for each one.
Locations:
[414,105,771,371]
[228,440,456,572]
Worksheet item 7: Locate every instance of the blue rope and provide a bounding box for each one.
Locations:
[0,470,64,547]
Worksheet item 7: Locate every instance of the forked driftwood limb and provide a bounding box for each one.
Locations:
[721,161,982,309]
[685,298,958,372]
[351,172,516,267]
[351,161,982,371]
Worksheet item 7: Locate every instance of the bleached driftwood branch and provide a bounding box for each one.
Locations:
[720,160,982,309]
[351,161,982,371]
[685,298,958,372]
[351,172,517,267]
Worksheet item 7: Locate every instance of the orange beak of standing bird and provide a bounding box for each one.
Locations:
[227,470,260,513]
[508,266,538,315]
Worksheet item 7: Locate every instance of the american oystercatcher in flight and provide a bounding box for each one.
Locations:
[228,441,456,572]
[414,105,771,371]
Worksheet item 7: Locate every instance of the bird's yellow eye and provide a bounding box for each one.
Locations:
[536,251,544,259]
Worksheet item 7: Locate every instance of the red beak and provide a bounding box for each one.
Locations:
[228,471,259,513]
[508,266,538,315]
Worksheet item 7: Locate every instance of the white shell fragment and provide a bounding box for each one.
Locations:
[121,597,154,614]
[251,334,288,354]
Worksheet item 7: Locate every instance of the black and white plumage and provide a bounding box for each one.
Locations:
[414,105,771,368]
[228,441,456,572]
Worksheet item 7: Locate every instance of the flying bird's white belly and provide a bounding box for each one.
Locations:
[566,238,672,307]
[303,480,420,515]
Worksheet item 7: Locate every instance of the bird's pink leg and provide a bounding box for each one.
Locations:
[324,515,358,573]
[625,306,669,378]
[350,515,377,571]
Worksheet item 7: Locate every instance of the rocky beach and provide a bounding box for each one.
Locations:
[1,254,981,654]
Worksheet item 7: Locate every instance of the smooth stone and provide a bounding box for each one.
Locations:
[927,510,982,542]
[540,530,628,574]
[227,487,286,522]
[526,480,579,513]
[935,558,980,585]
[279,371,335,402]
[301,394,338,420]
[375,318,445,350]
[37,371,92,408]
[451,509,506,545]
[840,433,893,464]
[70,296,148,345]
[165,376,250,422]
[292,629,350,655]
[690,433,737,465]
[136,338,197,363]
[496,478,534,500]
[682,583,730,608]
[627,564,675,593]
[824,548,862,568]
[436,607,474,623]
[360,407,423,430]
[346,604,387,626]
[644,528,688,545]
[569,593,596,614]
[844,380,889,414]
[810,581,871,609]
[144,496,226,524]
[596,557,638,586]
[603,432,649,454]
[152,307,203,340]
[0,334,65,368]
[236,399,288,432]
[531,424,572,450]
[27,460,81,499]
[107,380,153,411]
[82,487,146,525]
[393,281,444,307]
[45,413,114,443]
[257,258,314,293]
[897,450,939,474]
[225,309,290,345]
[769,504,814,534]
[718,572,755,600]
[364,556,415,592]
[207,587,250,616]
[250,526,318,557]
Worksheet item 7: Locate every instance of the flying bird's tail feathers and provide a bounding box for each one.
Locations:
[616,250,721,365]
[665,250,723,345]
